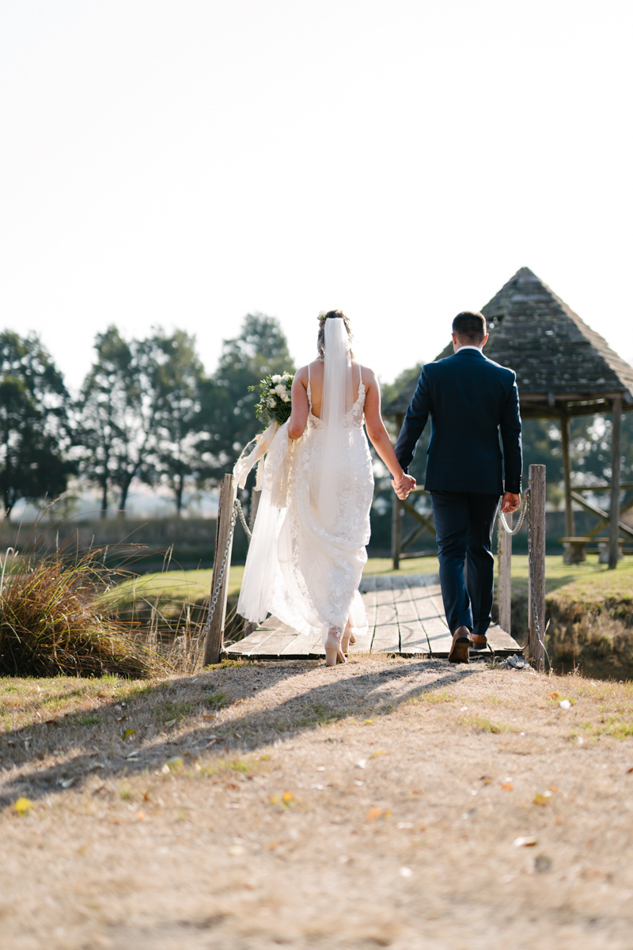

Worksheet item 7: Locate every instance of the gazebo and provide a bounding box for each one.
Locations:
[384,267,633,569]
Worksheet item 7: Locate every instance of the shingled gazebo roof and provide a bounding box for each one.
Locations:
[385,267,633,420]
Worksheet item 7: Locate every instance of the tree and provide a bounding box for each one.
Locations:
[0,331,73,516]
[196,314,295,481]
[149,329,205,515]
[77,326,159,517]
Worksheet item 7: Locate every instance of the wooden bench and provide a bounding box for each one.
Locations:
[559,537,591,564]
[559,536,626,564]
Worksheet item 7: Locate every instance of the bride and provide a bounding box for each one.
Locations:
[237,311,416,666]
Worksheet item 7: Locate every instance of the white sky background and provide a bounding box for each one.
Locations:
[1,0,632,392]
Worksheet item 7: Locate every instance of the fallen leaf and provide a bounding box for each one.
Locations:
[13,797,33,816]
[533,791,553,806]
[480,775,493,785]
[500,782,514,791]
[202,713,217,720]
[121,729,135,740]
[58,777,76,789]
[162,757,184,774]
[550,692,560,698]
[363,719,375,724]
[626,767,633,774]
[370,750,387,759]
[137,810,148,821]
[163,719,177,728]
[282,791,294,805]
[115,715,127,722]
[269,796,280,804]
[355,759,368,769]
[549,785,559,793]
[513,836,537,847]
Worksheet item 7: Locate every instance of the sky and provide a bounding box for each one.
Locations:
[1,0,632,392]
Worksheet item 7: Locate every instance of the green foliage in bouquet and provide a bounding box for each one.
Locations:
[250,373,294,427]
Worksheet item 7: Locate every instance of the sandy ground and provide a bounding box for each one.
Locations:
[1,656,633,950]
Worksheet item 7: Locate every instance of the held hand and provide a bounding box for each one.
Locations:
[500,492,520,513]
[393,473,416,500]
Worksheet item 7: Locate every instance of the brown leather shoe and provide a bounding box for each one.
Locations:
[471,634,488,651]
[448,626,472,663]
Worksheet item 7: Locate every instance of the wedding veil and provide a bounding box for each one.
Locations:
[317,316,354,534]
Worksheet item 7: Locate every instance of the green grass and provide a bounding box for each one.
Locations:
[108,565,245,609]
[75,714,102,726]
[155,700,192,724]
[461,714,512,733]
[205,690,230,708]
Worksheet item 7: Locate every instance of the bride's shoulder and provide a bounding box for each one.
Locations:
[358,363,377,386]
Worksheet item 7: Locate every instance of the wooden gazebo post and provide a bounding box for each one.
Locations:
[560,409,575,538]
[609,396,623,570]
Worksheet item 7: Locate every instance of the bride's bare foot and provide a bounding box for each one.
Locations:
[325,628,346,666]
[341,620,356,655]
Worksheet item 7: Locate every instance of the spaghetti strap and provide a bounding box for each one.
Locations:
[358,364,363,386]
[307,365,312,410]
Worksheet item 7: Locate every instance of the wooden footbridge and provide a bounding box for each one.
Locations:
[205,465,547,669]
[225,573,522,660]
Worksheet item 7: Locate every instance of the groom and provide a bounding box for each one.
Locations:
[393,311,522,663]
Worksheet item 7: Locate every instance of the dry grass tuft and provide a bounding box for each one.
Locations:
[0,543,169,679]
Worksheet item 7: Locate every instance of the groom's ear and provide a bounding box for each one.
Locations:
[482,333,489,347]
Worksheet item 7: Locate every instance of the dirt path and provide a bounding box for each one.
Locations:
[1,656,633,950]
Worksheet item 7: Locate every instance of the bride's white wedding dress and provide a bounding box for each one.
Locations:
[237,330,374,646]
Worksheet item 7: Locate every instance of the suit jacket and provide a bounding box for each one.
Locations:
[394,348,522,495]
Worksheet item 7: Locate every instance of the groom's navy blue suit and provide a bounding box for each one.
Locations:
[394,347,522,639]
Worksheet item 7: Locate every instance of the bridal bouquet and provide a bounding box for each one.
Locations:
[251,373,294,426]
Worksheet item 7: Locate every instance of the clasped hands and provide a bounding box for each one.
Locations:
[392,473,416,500]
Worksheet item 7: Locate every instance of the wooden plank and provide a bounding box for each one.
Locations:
[371,576,400,653]
[486,624,521,653]
[396,580,430,655]
[415,582,453,655]
[359,574,377,646]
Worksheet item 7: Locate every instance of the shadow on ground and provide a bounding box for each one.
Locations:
[0,658,486,810]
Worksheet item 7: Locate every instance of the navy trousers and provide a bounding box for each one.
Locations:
[430,491,500,638]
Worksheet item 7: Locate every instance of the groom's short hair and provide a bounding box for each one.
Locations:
[452,311,486,343]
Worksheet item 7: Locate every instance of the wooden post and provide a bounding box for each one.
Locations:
[608,395,623,570]
[527,464,546,671]
[203,473,236,666]
[561,411,575,538]
[497,511,512,635]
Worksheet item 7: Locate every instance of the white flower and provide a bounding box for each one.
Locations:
[267,397,277,407]
[271,375,282,384]
[281,393,291,402]
[274,384,286,395]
